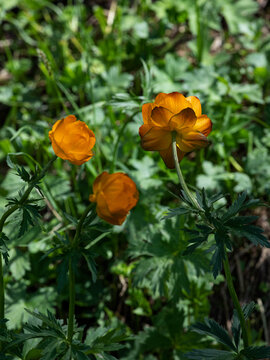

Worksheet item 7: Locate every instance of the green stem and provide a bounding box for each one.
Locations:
[195,0,203,64]
[67,202,95,343]
[172,133,202,211]
[0,155,57,318]
[0,256,3,323]
[72,203,95,247]
[67,256,75,343]
[223,252,249,348]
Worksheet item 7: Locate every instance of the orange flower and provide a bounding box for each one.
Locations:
[49,115,96,165]
[89,172,139,225]
[139,92,212,168]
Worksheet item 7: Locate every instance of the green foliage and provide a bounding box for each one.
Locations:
[1,0,270,358]
[168,190,269,278]
[185,302,270,359]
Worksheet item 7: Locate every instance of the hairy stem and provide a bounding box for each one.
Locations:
[172,133,202,211]
[67,256,75,343]
[67,202,95,342]
[223,252,249,348]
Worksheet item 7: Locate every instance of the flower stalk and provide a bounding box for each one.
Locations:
[172,132,202,211]
[223,252,249,348]
[172,136,249,348]
[67,202,95,343]
[67,256,75,343]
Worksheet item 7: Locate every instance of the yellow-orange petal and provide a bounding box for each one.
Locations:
[177,131,208,152]
[186,96,202,117]
[193,115,212,136]
[139,124,152,138]
[150,106,173,127]
[169,107,196,131]
[159,146,185,169]
[154,92,191,114]
[68,151,94,165]
[96,191,123,225]
[92,172,110,195]
[142,103,153,124]
[50,115,77,144]
[141,127,172,151]
[49,135,69,160]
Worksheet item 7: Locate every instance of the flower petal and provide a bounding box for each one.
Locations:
[96,192,125,225]
[193,115,212,136]
[159,146,185,169]
[142,103,153,124]
[151,106,173,126]
[140,127,171,151]
[186,96,202,117]
[177,131,208,152]
[154,92,191,114]
[169,107,196,131]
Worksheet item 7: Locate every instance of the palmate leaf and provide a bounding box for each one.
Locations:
[24,309,66,338]
[191,318,237,352]
[5,310,92,359]
[185,349,236,359]
[240,346,270,359]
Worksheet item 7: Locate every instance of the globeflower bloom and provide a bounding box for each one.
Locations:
[139,92,212,168]
[49,115,96,165]
[89,172,139,225]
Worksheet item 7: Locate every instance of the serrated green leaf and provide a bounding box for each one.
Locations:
[209,193,225,205]
[162,207,191,220]
[232,301,256,350]
[185,348,236,359]
[191,318,237,352]
[242,302,256,319]
[183,237,207,255]
[232,225,270,248]
[225,216,258,227]
[16,166,31,182]
[241,345,270,359]
[18,204,41,237]
[222,192,247,222]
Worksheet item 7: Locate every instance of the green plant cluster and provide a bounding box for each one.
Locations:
[0,0,270,359]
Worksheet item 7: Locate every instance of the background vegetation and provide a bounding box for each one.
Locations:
[0,0,270,358]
